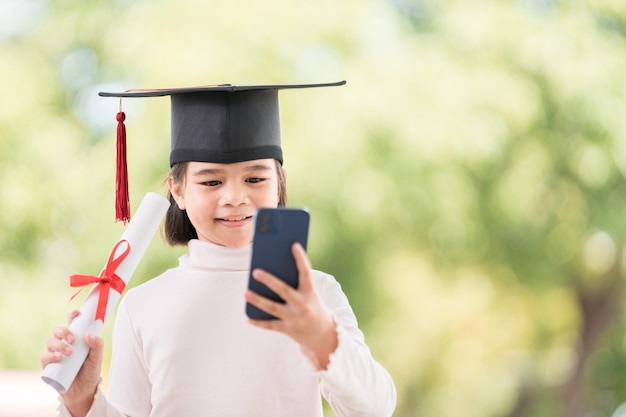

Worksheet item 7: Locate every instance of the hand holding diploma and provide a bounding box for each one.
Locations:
[42,309,105,417]
[40,192,170,401]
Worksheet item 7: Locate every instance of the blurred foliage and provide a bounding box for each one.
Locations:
[2,0,626,416]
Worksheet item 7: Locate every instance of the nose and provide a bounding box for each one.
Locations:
[218,182,250,206]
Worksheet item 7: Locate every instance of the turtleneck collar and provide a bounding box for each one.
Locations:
[181,239,252,272]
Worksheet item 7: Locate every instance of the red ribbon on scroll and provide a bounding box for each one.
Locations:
[69,240,131,322]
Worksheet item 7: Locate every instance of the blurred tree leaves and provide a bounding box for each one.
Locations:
[2,0,626,416]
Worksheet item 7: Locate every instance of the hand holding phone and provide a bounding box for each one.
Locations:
[246,208,310,320]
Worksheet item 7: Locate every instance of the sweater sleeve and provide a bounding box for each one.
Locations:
[313,273,397,417]
[106,294,153,416]
[56,388,125,417]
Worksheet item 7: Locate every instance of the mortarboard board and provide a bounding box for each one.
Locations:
[98,80,346,223]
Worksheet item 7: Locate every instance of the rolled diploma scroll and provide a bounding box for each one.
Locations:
[41,192,170,393]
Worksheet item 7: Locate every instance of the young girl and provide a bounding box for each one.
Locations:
[41,82,397,417]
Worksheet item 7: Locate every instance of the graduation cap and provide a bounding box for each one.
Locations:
[99,80,346,223]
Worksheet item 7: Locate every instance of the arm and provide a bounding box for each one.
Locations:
[105,295,153,417]
[41,310,125,417]
[245,243,338,369]
[316,302,397,417]
[245,243,397,417]
[57,389,127,417]
[42,301,152,417]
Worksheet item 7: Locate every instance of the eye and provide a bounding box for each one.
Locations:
[246,177,265,184]
[203,180,222,187]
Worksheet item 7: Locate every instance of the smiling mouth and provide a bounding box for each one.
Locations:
[217,215,253,222]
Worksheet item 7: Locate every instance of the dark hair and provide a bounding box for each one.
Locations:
[164,159,287,246]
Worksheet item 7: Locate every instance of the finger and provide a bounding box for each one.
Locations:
[53,325,75,345]
[67,309,80,325]
[248,317,286,333]
[245,289,287,320]
[292,242,311,269]
[84,333,105,367]
[40,351,64,368]
[291,243,313,292]
[252,269,295,302]
[46,337,73,355]
[85,333,103,351]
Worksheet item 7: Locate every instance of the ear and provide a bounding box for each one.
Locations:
[279,166,287,205]
[167,176,186,210]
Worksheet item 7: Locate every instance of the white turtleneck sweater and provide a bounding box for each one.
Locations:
[59,240,396,417]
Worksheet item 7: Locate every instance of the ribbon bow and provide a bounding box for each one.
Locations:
[70,240,131,322]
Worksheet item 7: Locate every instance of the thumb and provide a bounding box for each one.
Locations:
[292,243,314,292]
[85,334,104,360]
[85,333,103,348]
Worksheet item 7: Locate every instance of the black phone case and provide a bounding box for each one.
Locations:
[246,208,310,320]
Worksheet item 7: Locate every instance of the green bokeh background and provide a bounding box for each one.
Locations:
[2,0,626,416]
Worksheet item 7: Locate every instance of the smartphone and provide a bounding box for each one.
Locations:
[246,207,310,320]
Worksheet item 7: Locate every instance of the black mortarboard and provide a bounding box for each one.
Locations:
[98,80,346,222]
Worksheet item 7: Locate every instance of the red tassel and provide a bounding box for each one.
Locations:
[115,111,130,223]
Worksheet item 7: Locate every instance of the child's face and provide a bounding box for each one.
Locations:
[169,158,281,248]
